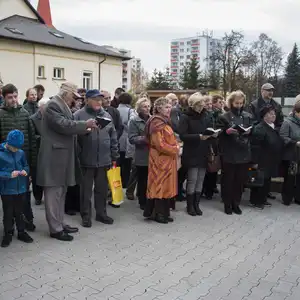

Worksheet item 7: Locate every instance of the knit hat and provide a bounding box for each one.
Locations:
[6,130,24,149]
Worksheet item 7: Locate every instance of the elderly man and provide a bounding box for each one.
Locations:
[37,82,97,241]
[74,89,119,227]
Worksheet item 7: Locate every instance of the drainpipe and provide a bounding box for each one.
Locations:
[98,55,107,90]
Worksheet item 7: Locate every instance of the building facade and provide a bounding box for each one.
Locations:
[170,33,220,83]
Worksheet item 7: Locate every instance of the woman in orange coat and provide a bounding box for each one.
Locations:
[144,97,179,224]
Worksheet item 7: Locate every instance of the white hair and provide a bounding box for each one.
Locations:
[38,97,50,107]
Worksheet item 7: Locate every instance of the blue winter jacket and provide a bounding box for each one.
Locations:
[0,143,29,195]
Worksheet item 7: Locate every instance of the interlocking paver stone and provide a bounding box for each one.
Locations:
[0,191,300,300]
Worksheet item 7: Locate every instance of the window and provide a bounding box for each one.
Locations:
[186,55,191,59]
[49,31,64,38]
[187,48,190,52]
[171,49,178,53]
[53,67,64,79]
[37,66,45,78]
[187,41,191,45]
[5,27,23,35]
[74,37,89,44]
[180,56,184,59]
[83,72,92,90]
[171,42,178,46]
[180,42,184,45]
[180,62,184,66]
[180,49,184,53]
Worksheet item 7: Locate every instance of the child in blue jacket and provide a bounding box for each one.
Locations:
[0,130,33,247]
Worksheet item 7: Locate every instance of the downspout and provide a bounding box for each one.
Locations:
[98,55,107,90]
[33,43,36,85]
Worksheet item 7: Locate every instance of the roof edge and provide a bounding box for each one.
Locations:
[23,0,45,24]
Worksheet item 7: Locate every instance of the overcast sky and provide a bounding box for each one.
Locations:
[30,0,299,73]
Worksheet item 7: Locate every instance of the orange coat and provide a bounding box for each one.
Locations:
[146,116,178,200]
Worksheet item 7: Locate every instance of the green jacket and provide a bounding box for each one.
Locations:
[0,106,37,168]
[23,101,39,116]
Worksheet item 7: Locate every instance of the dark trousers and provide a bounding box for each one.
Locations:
[177,166,187,199]
[65,185,80,213]
[282,160,300,204]
[136,166,148,207]
[202,171,218,197]
[31,167,43,201]
[222,162,248,207]
[119,151,132,188]
[126,164,138,196]
[250,177,271,206]
[80,167,109,220]
[155,199,170,218]
[2,194,26,233]
[24,190,34,222]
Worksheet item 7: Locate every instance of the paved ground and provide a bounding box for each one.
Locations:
[1,191,300,300]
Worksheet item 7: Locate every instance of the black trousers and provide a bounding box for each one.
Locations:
[119,151,132,188]
[144,199,170,218]
[250,177,271,206]
[126,164,138,196]
[2,194,26,233]
[202,171,218,197]
[222,162,248,207]
[65,185,80,213]
[24,190,34,222]
[136,166,148,207]
[31,167,43,201]
[282,160,300,204]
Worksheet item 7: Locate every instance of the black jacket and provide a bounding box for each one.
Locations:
[251,121,283,177]
[217,109,253,164]
[105,106,123,139]
[249,97,284,130]
[179,108,213,168]
[23,101,39,116]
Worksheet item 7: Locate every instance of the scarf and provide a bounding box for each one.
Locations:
[144,114,169,141]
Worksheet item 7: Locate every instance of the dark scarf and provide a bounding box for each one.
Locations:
[288,114,300,126]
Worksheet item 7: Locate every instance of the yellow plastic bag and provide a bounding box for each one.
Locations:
[107,165,124,205]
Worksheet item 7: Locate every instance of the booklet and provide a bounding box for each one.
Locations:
[203,128,222,136]
[96,116,112,128]
[232,124,252,133]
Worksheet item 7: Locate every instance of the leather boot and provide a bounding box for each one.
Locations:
[194,193,203,216]
[186,194,196,216]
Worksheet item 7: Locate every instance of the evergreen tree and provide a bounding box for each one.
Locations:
[284,43,300,97]
[180,66,190,89]
[147,69,171,90]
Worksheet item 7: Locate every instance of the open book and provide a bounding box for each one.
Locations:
[203,128,222,136]
[232,124,252,133]
[96,116,112,128]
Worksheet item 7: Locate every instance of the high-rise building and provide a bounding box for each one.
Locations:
[170,32,221,83]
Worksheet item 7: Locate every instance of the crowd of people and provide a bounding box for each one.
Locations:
[0,80,300,248]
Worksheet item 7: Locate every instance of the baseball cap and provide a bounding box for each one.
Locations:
[261,83,275,90]
[60,82,81,98]
[86,89,105,99]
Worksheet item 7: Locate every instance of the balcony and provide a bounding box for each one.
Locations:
[171,45,179,48]
[191,43,199,46]
[171,58,178,62]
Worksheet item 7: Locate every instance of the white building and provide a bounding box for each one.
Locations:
[170,32,221,83]
[0,0,130,98]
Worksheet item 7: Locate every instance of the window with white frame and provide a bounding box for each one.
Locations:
[38,66,45,78]
[83,72,92,90]
[53,67,64,79]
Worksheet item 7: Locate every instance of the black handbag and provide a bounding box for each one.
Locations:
[245,169,264,188]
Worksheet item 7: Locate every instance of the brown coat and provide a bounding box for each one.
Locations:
[145,115,178,200]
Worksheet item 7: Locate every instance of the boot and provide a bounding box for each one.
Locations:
[1,233,12,248]
[224,205,232,215]
[186,194,196,216]
[194,193,203,216]
[232,205,242,215]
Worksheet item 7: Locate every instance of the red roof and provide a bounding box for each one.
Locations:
[37,0,54,28]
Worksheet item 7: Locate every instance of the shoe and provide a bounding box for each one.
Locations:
[167,217,174,222]
[63,225,79,234]
[264,201,272,207]
[126,192,135,200]
[194,193,203,216]
[187,194,196,216]
[267,193,276,200]
[213,187,219,194]
[295,201,300,205]
[283,202,291,206]
[96,215,114,225]
[82,218,92,228]
[109,202,120,208]
[25,221,36,232]
[65,210,76,216]
[139,204,145,210]
[249,203,264,210]
[35,199,42,205]
[1,234,12,248]
[50,231,74,241]
[224,205,232,215]
[232,205,242,215]
[18,232,33,243]
[155,215,168,224]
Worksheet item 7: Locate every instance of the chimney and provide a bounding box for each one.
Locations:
[37,0,54,28]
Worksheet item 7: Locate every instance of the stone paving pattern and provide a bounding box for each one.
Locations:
[1,192,300,300]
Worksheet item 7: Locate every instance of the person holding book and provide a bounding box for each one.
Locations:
[217,90,253,215]
[178,92,214,216]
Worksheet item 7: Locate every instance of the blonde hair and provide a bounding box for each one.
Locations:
[203,95,212,103]
[226,90,246,108]
[188,92,205,108]
[135,97,150,113]
[295,94,300,104]
[153,97,169,114]
[138,91,149,99]
[38,97,50,107]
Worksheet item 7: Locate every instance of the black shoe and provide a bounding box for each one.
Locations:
[167,217,174,222]
[65,210,76,216]
[35,199,42,205]
[213,187,219,194]
[224,205,232,215]
[18,232,33,243]
[50,231,74,241]
[63,225,79,234]
[232,205,242,215]
[264,201,272,207]
[295,201,300,205]
[283,202,291,206]
[126,192,135,200]
[1,234,12,248]
[109,202,120,208]
[82,218,92,228]
[25,221,36,232]
[187,194,196,216]
[96,215,114,225]
[194,193,203,216]
[139,204,145,211]
[267,193,276,200]
[155,215,168,224]
[249,203,264,210]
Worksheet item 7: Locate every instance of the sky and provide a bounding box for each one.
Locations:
[30,0,300,73]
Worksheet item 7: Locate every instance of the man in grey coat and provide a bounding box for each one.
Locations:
[37,82,97,241]
[74,89,119,228]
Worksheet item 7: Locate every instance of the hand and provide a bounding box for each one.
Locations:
[297,141,300,147]
[20,170,28,176]
[252,164,258,169]
[11,171,20,178]
[112,161,117,168]
[226,128,238,135]
[86,118,97,129]
[200,134,210,141]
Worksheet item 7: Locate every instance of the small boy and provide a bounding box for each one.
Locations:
[0,130,33,247]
